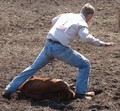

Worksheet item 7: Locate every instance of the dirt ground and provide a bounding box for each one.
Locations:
[0,0,120,111]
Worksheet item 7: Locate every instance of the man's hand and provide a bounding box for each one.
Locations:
[104,42,116,47]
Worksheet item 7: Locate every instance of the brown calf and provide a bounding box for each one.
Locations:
[18,76,75,101]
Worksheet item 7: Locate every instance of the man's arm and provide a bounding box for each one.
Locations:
[78,27,116,47]
[52,14,62,25]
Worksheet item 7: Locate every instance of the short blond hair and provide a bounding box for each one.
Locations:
[81,3,95,15]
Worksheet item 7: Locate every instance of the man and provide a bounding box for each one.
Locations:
[3,3,115,99]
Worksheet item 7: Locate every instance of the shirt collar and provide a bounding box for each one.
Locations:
[79,13,86,22]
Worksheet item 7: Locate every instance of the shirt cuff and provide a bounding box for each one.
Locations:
[99,41,106,46]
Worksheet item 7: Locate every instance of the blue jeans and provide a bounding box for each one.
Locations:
[5,40,90,94]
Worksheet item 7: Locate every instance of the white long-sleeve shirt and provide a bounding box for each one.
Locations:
[47,13,105,48]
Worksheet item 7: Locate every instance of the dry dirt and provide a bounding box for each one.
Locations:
[0,0,120,111]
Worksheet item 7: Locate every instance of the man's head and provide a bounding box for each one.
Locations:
[81,3,95,22]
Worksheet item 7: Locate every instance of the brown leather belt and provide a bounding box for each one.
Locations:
[47,39,61,44]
